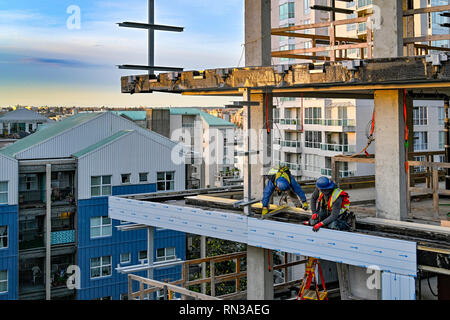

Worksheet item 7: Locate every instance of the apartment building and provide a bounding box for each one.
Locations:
[0,111,186,300]
[0,108,54,137]
[271,0,448,181]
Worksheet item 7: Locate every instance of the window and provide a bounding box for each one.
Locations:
[157,172,175,191]
[91,176,112,197]
[305,107,322,124]
[139,250,148,263]
[279,2,295,20]
[90,256,112,279]
[90,217,112,238]
[0,181,7,204]
[305,131,322,149]
[304,0,310,15]
[156,247,176,262]
[120,253,131,264]
[413,156,426,173]
[439,131,445,149]
[0,226,7,249]
[414,132,428,151]
[120,293,129,300]
[439,107,445,126]
[121,174,131,184]
[413,106,428,125]
[139,173,148,183]
[0,270,7,293]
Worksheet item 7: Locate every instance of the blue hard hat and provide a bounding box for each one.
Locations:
[276,177,290,191]
[316,176,335,190]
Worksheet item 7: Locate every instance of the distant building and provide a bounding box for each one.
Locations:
[0,108,53,137]
[0,111,185,300]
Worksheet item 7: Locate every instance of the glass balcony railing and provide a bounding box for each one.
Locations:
[280,140,302,149]
[321,168,356,178]
[320,144,356,153]
[19,187,75,205]
[304,119,356,127]
[280,162,302,172]
[279,118,301,126]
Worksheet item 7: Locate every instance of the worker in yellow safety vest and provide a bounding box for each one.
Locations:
[261,166,309,216]
[304,176,354,232]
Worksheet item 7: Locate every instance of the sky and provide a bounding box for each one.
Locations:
[0,0,245,108]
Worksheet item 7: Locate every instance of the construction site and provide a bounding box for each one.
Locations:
[106,0,450,301]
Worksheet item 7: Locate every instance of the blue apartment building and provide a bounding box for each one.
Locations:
[0,112,186,300]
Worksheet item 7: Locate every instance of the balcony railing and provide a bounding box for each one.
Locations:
[280,162,302,172]
[304,119,356,127]
[320,143,356,153]
[321,168,356,178]
[51,230,76,246]
[280,140,302,149]
[19,187,75,205]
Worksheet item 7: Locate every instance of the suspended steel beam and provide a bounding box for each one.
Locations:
[310,5,354,15]
[117,22,184,32]
[118,64,184,72]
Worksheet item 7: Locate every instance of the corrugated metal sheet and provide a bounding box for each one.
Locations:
[9,112,178,160]
[108,197,417,277]
[0,108,52,122]
[0,205,18,300]
[0,154,18,205]
[77,130,184,200]
[382,272,416,300]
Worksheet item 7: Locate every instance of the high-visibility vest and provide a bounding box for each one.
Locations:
[318,188,350,215]
[274,166,291,185]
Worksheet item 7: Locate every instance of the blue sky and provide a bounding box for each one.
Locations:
[0,0,244,107]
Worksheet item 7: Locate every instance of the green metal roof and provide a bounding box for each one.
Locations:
[72,130,133,158]
[169,108,235,127]
[0,112,102,158]
[112,111,147,121]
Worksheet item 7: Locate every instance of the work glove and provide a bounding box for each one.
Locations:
[302,202,309,210]
[313,222,324,232]
[262,208,269,216]
[303,221,310,226]
[311,213,319,221]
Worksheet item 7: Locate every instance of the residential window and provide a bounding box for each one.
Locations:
[413,106,428,125]
[156,247,176,262]
[305,107,322,124]
[439,131,445,149]
[305,131,322,149]
[439,107,445,126]
[139,250,148,263]
[157,172,175,191]
[139,173,148,183]
[414,132,428,151]
[304,0,310,15]
[0,226,7,249]
[91,176,112,197]
[121,174,131,184]
[120,253,131,264]
[90,217,112,238]
[413,156,426,173]
[0,270,7,293]
[0,181,7,204]
[279,2,295,20]
[90,256,112,279]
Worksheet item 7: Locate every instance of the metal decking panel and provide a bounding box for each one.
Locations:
[381,272,416,300]
[108,197,417,277]
[108,197,248,244]
[247,218,417,277]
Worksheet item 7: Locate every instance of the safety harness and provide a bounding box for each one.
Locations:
[317,188,350,215]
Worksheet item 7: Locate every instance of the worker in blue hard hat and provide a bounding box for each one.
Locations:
[304,176,354,232]
[261,166,308,216]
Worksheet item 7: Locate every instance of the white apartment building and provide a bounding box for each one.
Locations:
[271,0,448,181]
[169,108,242,188]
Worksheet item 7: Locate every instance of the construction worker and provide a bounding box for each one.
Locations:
[262,166,309,216]
[304,176,353,232]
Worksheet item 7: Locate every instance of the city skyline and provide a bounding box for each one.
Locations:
[0,0,244,108]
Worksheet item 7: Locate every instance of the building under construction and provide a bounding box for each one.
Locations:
[111,0,450,301]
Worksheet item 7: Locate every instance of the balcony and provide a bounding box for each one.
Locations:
[277,118,302,131]
[19,187,76,207]
[321,168,356,178]
[51,230,76,246]
[304,118,356,131]
[320,143,356,153]
[280,140,302,153]
[280,162,302,176]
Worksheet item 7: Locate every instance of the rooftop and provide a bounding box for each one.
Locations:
[170,107,235,127]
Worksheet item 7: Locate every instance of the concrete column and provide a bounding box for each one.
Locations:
[244,0,271,67]
[374,90,408,221]
[247,246,273,300]
[45,164,52,300]
[372,0,404,58]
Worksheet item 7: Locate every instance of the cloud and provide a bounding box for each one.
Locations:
[20,57,106,68]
